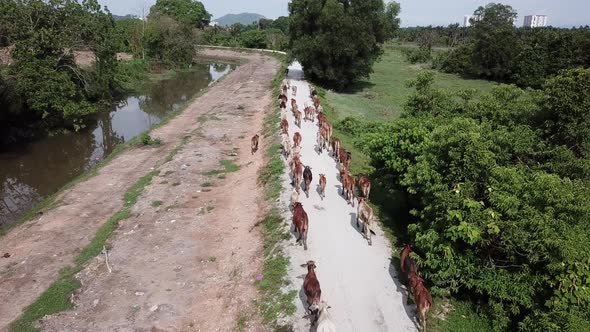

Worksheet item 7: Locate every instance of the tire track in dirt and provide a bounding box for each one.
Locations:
[0,49,279,331]
[279,63,417,331]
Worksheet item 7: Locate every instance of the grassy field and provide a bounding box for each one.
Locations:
[318,42,498,331]
[326,43,496,121]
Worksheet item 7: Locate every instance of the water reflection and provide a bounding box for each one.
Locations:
[0,63,235,225]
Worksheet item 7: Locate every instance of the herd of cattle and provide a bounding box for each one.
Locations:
[249,77,433,331]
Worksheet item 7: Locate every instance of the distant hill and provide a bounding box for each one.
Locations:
[214,13,265,26]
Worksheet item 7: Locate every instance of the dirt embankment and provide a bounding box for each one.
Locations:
[0,48,279,331]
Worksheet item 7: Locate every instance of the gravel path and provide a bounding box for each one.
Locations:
[281,62,417,332]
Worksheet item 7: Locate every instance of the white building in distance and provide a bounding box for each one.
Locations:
[523,15,548,28]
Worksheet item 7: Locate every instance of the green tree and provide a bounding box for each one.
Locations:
[289,0,397,89]
[240,29,266,49]
[470,3,519,80]
[540,68,590,157]
[149,0,210,27]
[144,13,195,67]
[384,1,401,40]
[2,0,117,130]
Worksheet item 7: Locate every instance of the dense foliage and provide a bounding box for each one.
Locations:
[201,17,290,51]
[0,0,118,140]
[0,0,212,144]
[149,0,210,27]
[342,69,590,330]
[288,0,400,89]
[438,3,590,87]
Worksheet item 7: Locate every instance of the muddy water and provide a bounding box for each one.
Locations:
[0,62,234,226]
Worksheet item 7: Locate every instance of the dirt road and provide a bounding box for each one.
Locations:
[281,63,417,331]
[0,49,278,331]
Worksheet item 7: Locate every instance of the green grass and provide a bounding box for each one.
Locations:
[203,159,241,176]
[253,55,297,329]
[151,200,163,207]
[325,42,495,121]
[430,299,495,332]
[9,170,157,332]
[201,182,212,187]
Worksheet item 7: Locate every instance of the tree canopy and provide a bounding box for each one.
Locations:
[149,0,210,27]
[288,0,400,90]
[336,68,590,330]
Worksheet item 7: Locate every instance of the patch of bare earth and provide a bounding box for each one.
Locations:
[0,48,279,331]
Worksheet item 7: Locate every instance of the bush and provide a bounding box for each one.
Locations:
[400,46,432,64]
[360,69,590,329]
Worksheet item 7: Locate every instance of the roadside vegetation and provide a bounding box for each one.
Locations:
[201,17,289,51]
[0,0,211,144]
[294,1,590,330]
[256,57,297,328]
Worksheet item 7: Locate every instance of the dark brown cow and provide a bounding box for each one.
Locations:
[281,119,289,135]
[357,197,374,245]
[358,176,371,200]
[251,134,259,155]
[338,148,348,167]
[331,137,341,159]
[400,244,414,274]
[319,174,326,200]
[282,84,288,95]
[343,151,352,171]
[292,85,298,96]
[280,101,287,110]
[293,132,302,148]
[291,98,297,110]
[292,203,309,250]
[301,260,321,322]
[303,165,312,198]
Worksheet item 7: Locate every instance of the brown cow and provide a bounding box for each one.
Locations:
[319,174,326,200]
[294,108,302,127]
[282,84,288,95]
[293,160,303,194]
[281,119,289,135]
[341,151,352,171]
[358,176,371,200]
[251,134,259,155]
[338,148,348,167]
[339,168,347,184]
[301,260,321,322]
[293,132,302,148]
[318,112,327,128]
[331,137,341,159]
[289,154,301,178]
[413,280,433,332]
[321,121,333,145]
[303,165,313,198]
[400,244,414,274]
[292,203,309,250]
[282,134,291,159]
[357,197,374,245]
[345,172,356,206]
[291,98,297,110]
[304,106,313,122]
[317,127,329,154]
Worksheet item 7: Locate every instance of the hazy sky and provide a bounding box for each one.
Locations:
[98,0,589,28]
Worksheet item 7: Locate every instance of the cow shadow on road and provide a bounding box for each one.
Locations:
[348,212,365,238]
[388,258,420,329]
